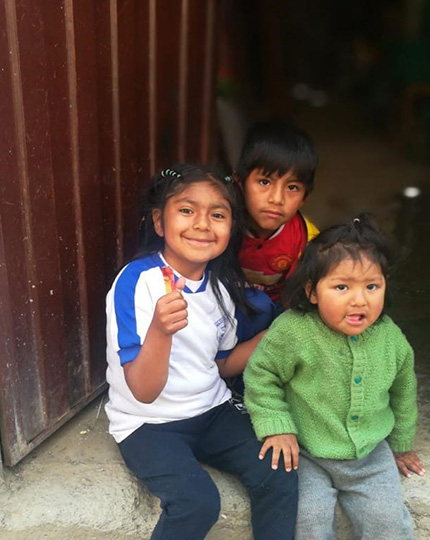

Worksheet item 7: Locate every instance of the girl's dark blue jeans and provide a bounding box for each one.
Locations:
[119,400,298,540]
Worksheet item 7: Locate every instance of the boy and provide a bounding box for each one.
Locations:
[236,121,319,305]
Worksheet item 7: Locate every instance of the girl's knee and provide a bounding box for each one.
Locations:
[252,466,298,502]
[268,467,298,497]
[185,477,221,526]
[158,472,221,530]
[155,478,220,539]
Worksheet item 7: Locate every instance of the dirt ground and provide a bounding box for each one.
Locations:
[0,527,140,540]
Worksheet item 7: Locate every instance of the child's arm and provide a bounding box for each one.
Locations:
[243,324,299,439]
[389,336,425,477]
[123,277,187,403]
[259,434,300,472]
[393,451,425,478]
[216,330,266,378]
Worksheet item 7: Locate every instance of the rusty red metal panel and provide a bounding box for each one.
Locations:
[155,0,182,167]
[40,0,90,407]
[116,0,145,262]
[200,0,217,162]
[0,0,49,449]
[94,0,123,283]
[134,0,152,205]
[0,0,218,466]
[70,0,110,390]
[184,0,207,161]
[0,213,24,460]
[14,0,70,422]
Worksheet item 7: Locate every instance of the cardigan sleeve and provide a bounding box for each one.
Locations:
[387,336,418,453]
[244,318,299,440]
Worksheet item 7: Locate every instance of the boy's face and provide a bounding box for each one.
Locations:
[244,169,306,239]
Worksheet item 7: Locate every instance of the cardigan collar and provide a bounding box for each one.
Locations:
[306,310,385,344]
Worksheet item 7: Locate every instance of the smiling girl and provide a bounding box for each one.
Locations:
[105,164,298,540]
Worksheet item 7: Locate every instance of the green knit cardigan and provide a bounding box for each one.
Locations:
[244,310,417,459]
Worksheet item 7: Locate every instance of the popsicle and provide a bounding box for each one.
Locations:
[161,266,175,293]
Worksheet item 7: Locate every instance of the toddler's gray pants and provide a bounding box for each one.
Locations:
[295,440,413,540]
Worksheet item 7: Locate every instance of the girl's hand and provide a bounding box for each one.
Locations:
[152,276,188,336]
[394,450,426,478]
[259,434,299,472]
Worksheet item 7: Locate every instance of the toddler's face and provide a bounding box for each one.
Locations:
[308,256,386,336]
[243,169,306,239]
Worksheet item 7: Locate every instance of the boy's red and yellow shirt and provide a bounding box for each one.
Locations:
[239,212,318,304]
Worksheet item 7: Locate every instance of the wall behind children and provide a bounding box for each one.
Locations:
[0,0,218,467]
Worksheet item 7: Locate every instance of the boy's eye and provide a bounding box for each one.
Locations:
[287,184,300,192]
[212,212,226,220]
[179,208,193,214]
[367,284,378,291]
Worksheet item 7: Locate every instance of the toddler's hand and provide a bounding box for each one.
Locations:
[153,276,188,336]
[394,450,426,478]
[259,434,299,472]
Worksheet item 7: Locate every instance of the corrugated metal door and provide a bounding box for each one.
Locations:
[0,0,217,466]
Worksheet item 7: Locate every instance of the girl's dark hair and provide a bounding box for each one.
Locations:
[235,121,317,195]
[283,213,395,312]
[136,163,254,318]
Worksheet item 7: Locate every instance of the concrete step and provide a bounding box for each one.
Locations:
[0,394,429,539]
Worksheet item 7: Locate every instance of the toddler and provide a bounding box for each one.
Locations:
[244,214,425,539]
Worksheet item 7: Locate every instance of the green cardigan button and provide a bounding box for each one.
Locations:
[354,377,362,384]
[351,415,359,421]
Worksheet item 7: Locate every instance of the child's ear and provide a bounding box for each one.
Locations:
[152,209,164,237]
[305,282,318,304]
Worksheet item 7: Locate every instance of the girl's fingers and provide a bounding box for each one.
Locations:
[175,276,186,291]
[259,436,299,472]
[395,451,426,477]
[404,456,426,476]
[168,317,188,333]
[409,462,426,476]
[398,462,411,478]
[154,296,188,335]
[271,447,281,470]
[258,441,269,460]
[396,458,414,478]
[159,294,187,314]
[291,445,300,470]
[282,449,292,472]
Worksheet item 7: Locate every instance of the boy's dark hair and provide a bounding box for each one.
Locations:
[136,163,254,317]
[235,121,317,195]
[283,213,395,312]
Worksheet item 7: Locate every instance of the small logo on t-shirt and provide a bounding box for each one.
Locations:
[215,315,228,341]
[268,254,293,273]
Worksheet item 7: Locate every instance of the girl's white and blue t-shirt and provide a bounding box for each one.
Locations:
[105,253,237,443]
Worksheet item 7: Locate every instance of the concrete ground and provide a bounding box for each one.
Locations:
[1,103,429,539]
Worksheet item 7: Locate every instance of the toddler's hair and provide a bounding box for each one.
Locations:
[136,163,254,317]
[235,121,317,195]
[283,213,395,311]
